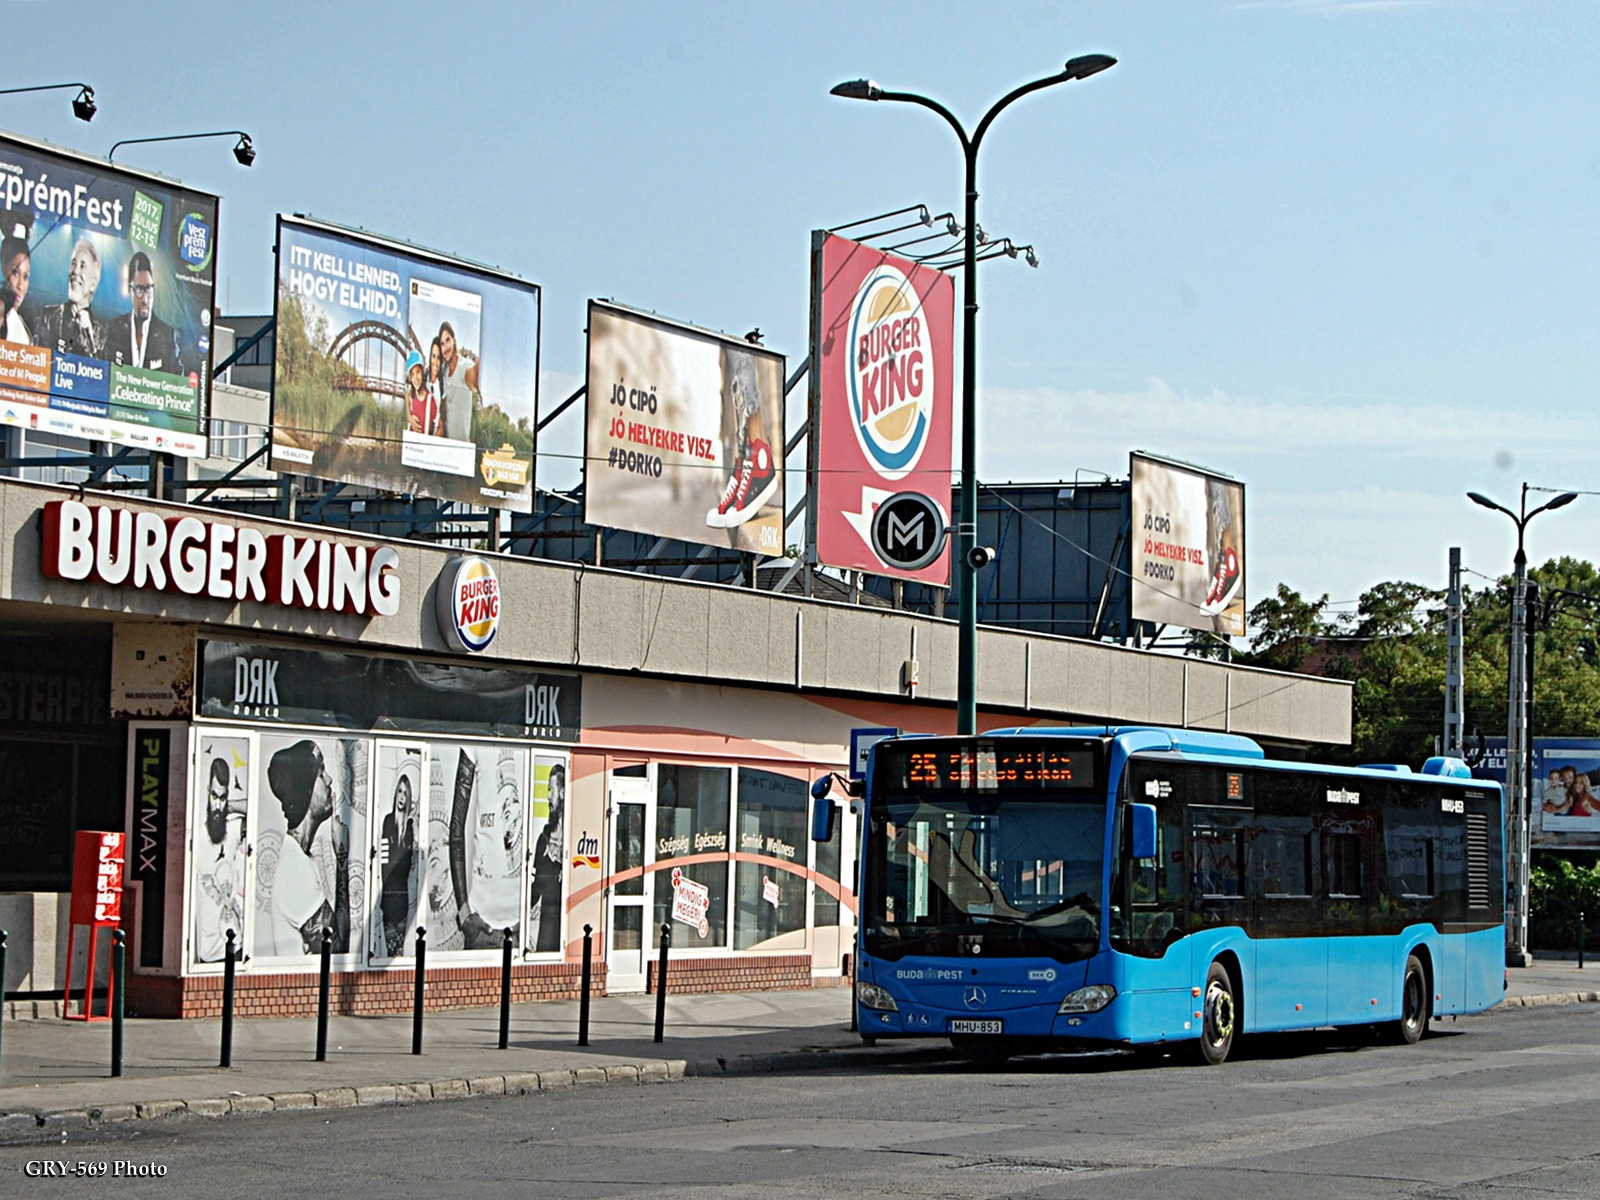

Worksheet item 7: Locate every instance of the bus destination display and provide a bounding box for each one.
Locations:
[887,742,1098,791]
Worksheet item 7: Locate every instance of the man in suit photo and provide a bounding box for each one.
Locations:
[104,250,183,374]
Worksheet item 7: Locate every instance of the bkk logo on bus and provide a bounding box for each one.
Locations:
[848,264,933,481]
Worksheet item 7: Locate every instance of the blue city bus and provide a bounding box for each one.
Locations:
[817,726,1505,1065]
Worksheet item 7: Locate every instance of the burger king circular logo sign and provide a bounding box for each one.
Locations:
[435,556,500,653]
[848,264,934,481]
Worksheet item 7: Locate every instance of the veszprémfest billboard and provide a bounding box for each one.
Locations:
[0,130,218,456]
[584,301,785,555]
[269,216,541,512]
[1129,452,1246,638]
[813,232,954,584]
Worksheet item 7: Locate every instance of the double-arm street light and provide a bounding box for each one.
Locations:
[1468,485,1578,966]
[832,54,1116,735]
[0,81,96,122]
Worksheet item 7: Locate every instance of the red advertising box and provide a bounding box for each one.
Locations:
[69,830,126,926]
[813,233,955,583]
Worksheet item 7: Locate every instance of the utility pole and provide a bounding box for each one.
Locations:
[1444,547,1464,757]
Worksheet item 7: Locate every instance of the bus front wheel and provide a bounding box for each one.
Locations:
[1385,954,1430,1046]
[1195,961,1237,1066]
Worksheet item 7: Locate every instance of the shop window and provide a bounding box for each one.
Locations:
[734,769,808,950]
[653,765,730,948]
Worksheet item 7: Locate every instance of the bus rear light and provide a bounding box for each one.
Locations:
[1058,984,1117,1014]
[857,982,899,1012]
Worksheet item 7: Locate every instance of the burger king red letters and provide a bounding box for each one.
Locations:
[41,500,401,617]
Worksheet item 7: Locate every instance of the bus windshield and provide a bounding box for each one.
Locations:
[864,788,1106,962]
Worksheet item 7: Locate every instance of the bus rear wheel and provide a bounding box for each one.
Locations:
[1195,961,1237,1066]
[1385,954,1430,1046]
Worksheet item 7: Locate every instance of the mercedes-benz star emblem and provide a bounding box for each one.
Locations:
[963,986,987,1010]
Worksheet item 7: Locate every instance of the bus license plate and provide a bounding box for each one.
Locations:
[949,1019,1003,1035]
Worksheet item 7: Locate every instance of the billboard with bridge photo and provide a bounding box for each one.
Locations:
[0,129,218,457]
[268,216,541,511]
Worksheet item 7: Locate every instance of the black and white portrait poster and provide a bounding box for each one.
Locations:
[253,734,367,962]
[424,743,526,952]
[526,755,567,955]
[372,743,426,959]
[189,734,249,966]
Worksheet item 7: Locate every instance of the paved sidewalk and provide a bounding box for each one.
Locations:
[1,961,1595,1138]
[0,987,932,1132]
[1502,957,1600,1006]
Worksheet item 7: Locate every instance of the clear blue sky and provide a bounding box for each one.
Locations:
[9,0,1598,615]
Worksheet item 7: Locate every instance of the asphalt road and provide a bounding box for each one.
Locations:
[5,1005,1600,1199]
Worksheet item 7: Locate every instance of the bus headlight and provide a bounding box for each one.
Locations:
[1058,984,1117,1014]
[856,982,899,1012]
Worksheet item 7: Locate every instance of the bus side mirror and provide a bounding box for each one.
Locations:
[1130,803,1157,861]
[812,797,838,843]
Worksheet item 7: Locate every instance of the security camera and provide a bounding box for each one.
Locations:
[966,545,996,570]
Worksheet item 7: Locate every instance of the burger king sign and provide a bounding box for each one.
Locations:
[436,555,501,653]
[814,234,954,583]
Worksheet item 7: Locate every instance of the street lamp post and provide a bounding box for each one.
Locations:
[109,130,255,166]
[0,82,96,122]
[1468,485,1578,967]
[832,55,1116,736]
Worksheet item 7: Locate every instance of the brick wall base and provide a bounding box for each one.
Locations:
[126,961,608,1020]
[646,953,811,994]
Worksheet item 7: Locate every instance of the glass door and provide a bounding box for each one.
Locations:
[605,771,653,993]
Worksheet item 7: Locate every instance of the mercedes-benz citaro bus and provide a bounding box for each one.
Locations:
[813,726,1506,1065]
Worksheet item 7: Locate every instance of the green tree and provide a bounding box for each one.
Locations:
[1234,560,1600,767]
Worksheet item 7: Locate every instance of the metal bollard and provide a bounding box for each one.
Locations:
[1581,912,1587,970]
[220,928,237,1069]
[0,929,8,1081]
[498,927,513,1050]
[578,924,593,1047]
[411,927,426,1055]
[315,926,332,1062]
[653,923,671,1044]
[111,928,126,1078]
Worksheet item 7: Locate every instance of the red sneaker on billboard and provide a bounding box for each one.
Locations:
[721,438,778,528]
[1202,547,1241,614]
[706,457,745,528]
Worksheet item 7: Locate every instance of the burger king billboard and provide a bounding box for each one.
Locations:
[812,233,954,583]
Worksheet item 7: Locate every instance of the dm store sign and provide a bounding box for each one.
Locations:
[436,556,500,652]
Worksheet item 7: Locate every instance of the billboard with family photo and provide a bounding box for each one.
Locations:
[1535,742,1600,849]
[0,129,218,456]
[270,216,541,510]
[1129,452,1247,638]
[584,302,786,555]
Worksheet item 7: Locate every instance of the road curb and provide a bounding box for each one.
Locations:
[1498,989,1600,1008]
[0,1041,958,1142]
[0,1061,688,1142]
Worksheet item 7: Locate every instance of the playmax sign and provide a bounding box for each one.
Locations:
[40,500,402,616]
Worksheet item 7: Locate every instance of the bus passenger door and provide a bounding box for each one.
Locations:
[1187,806,1258,1025]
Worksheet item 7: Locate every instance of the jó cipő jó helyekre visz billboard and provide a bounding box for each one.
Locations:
[584,301,785,555]
[1129,452,1246,638]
